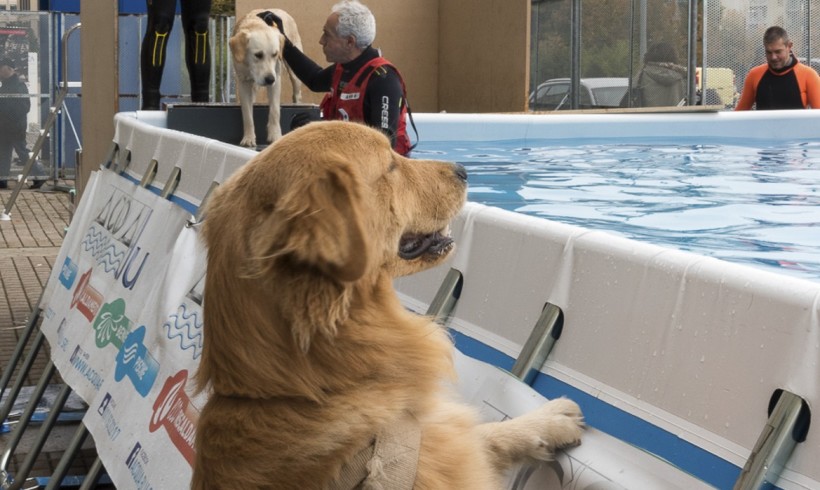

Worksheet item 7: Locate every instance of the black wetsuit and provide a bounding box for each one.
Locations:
[140,0,211,109]
[736,56,820,110]
[282,44,404,148]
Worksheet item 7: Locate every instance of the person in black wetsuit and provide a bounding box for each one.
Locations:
[270,0,412,155]
[140,0,211,110]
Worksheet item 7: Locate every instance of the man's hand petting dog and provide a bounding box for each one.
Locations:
[230,9,303,148]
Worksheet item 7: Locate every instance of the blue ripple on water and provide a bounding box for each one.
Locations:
[414,139,820,282]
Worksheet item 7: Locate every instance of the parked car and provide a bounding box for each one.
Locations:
[529,77,629,111]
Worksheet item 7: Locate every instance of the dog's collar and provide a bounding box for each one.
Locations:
[329,414,421,489]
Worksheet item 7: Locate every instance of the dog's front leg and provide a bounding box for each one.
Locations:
[266,61,284,143]
[238,79,257,148]
[286,64,302,103]
[476,397,584,473]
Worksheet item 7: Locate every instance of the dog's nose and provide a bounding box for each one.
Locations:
[453,163,468,183]
[264,75,275,85]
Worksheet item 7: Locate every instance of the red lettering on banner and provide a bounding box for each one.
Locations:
[71,269,103,321]
[150,370,198,466]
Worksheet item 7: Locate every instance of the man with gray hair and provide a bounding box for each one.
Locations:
[271,0,413,155]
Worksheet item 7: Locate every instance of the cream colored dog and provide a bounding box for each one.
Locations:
[230,9,303,148]
[192,122,584,489]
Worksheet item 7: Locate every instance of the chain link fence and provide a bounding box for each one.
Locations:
[530,0,820,112]
[0,11,236,184]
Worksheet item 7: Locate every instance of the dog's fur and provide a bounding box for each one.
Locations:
[230,9,303,148]
[192,122,584,489]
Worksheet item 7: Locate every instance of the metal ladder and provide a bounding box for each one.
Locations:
[1,22,81,221]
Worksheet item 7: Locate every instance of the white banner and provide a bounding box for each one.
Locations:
[40,170,198,488]
[82,224,208,489]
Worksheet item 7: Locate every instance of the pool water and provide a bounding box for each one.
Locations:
[413,138,820,282]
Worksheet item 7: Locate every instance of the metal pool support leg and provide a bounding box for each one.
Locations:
[508,302,564,490]
[0,361,57,486]
[0,295,42,399]
[734,389,811,490]
[0,330,46,426]
[6,384,73,490]
[510,303,563,386]
[43,424,89,490]
[425,268,463,324]
[77,458,105,490]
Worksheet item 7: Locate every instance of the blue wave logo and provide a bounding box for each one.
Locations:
[163,303,204,360]
[115,325,159,397]
[81,225,126,274]
[59,257,78,289]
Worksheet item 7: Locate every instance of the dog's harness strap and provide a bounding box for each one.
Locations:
[329,414,421,490]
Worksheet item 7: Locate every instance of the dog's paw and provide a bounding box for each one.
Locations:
[240,135,257,148]
[267,126,282,143]
[517,398,584,460]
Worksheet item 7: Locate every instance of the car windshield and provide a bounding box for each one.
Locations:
[591,86,628,107]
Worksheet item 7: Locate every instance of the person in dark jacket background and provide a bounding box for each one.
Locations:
[629,42,687,108]
[0,57,30,189]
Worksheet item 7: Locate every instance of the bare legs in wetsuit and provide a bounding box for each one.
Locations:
[140,0,212,110]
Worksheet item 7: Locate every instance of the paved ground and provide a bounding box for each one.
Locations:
[0,182,109,488]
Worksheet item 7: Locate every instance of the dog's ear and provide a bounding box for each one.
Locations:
[229,32,246,64]
[250,160,369,283]
[278,32,286,58]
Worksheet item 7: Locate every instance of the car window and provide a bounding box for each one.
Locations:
[579,86,593,107]
[591,86,628,107]
[535,83,569,109]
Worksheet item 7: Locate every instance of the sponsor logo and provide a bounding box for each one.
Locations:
[69,345,104,391]
[59,257,78,289]
[115,326,159,397]
[56,318,69,351]
[81,186,154,290]
[70,269,103,322]
[340,92,360,100]
[164,303,203,360]
[125,442,153,490]
[338,108,350,121]
[381,96,389,130]
[97,392,122,441]
[93,298,132,349]
[149,370,197,466]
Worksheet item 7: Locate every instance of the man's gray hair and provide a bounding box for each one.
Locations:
[332,0,376,49]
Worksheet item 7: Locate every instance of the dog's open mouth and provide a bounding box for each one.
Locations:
[398,228,454,260]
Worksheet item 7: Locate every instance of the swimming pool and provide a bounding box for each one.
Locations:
[414,136,820,282]
[109,111,820,489]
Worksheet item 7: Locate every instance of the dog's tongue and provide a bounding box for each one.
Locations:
[399,232,452,260]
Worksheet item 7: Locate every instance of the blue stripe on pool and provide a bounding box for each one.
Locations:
[120,172,201,215]
[449,328,746,489]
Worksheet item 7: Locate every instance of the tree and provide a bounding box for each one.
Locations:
[211,0,235,16]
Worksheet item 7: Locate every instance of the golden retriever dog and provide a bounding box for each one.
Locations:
[230,9,303,148]
[192,121,584,489]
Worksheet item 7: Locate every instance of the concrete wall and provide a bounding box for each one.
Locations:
[237,0,529,112]
[438,0,530,113]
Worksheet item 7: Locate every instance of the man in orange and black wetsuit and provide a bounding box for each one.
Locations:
[736,26,820,110]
